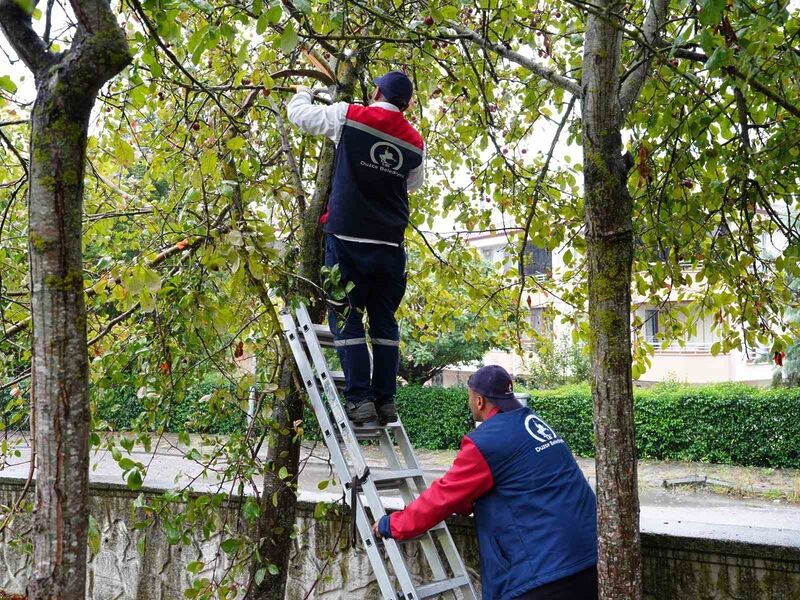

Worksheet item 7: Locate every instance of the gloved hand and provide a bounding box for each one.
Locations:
[372,515,393,539]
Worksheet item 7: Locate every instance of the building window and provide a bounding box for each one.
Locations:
[644,309,659,343]
[523,242,552,277]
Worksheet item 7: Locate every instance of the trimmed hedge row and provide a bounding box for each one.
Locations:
[395,383,800,469]
[94,381,800,469]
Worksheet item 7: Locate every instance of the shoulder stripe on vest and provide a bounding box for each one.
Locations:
[346,104,424,150]
[344,120,423,156]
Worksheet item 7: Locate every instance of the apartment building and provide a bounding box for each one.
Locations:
[436,230,776,387]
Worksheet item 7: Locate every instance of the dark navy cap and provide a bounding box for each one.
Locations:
[467,365,524,412]
[373,71,413,105]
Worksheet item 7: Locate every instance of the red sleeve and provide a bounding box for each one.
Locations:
[389,436,493,540]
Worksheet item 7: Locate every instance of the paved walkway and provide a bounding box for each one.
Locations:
[2,432,799,547]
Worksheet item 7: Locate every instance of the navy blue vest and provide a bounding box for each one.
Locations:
[468,408,597,599]
[324,104,424,244]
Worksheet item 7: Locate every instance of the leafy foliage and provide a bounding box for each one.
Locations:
[0,0,798,594]
[399,247,516,384]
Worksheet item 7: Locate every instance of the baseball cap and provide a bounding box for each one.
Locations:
[467,365,524,412]
[373,71,413,106]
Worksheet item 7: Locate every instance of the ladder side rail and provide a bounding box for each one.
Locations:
[281,313,400,600]
[294,306,421,599]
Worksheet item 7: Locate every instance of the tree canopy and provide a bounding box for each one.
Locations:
[1,0,799,597]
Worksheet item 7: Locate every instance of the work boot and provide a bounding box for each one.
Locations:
[346,400,378,425]
[376,399,398,425]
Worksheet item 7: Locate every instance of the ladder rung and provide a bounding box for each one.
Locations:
[371,468,424,491]
[396,522,447,543]
[301,323,336,348]
[416,575,471,599]
[336,423,385,441]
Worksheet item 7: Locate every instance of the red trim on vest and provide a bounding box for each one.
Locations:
[388,435,493,540]
[346,104,424,150]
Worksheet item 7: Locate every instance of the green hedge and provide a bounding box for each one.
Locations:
[394,383,800,469]
[90,380,800,469]
[95,380,245,435]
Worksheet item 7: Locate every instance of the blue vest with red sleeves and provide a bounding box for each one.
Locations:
[324,104,424,244]
[468,408,597,599]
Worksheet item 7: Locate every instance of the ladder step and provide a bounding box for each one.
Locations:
[396,522,447,543]
[297,322,336,347]
[371,468,424,491]
[416,575,471,599]
[334,423,385,441]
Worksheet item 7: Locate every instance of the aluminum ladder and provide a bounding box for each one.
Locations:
[281,303,478,600]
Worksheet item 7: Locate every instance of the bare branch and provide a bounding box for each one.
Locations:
[268,98,307,213]
[619,0,669,116]
[446,21,582,97]
[0,0,55,74]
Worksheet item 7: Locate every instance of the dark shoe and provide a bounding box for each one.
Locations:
[376,400,398,425]
[346,400,378,424]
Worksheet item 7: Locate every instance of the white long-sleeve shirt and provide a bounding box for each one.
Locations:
[287,90,425,193]
[287,92,425,249]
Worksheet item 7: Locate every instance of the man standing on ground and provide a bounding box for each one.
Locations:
[287,71,424,425]
[373,365,598,600]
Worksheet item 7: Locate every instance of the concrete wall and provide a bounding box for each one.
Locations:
[1,480,798,599]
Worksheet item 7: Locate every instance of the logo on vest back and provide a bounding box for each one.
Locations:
[525,415,563,452]
[370,141,403,171]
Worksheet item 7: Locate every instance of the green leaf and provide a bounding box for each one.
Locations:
[226,136,246,151]
[268,563,279,576]
[278,465,289,479]
[277,23,299,54]
[255,567,266,585]
[699,0,726,26]
[114,137,135,167]
[440,6,458,20]
[118,457,137,471]
[705,46,730,71]
[0,75,17,94]
[127,469,143,491]
[165,523,182,545]
[266,5,282,24]
[220,538,242,554]
[256,13,269,34]
[187,560,204,573]
[14,0,34,16]
[242,497,261,522]
[87,515,101,555]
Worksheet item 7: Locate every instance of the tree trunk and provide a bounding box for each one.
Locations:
[581,3,642,599]
[0,2,130,597]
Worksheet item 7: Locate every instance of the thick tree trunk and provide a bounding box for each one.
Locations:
[0,2,130,597]
[582,3,642,598]
[27,86,96,600]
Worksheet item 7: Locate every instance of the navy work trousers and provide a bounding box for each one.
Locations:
[514,565,598,600]
[324,234,407,406]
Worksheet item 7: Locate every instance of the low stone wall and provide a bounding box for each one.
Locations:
[1,479,798,599]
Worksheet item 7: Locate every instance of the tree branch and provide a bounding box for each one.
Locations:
[446,20,582,97]
[619,0,669,116]
[0,0,55,74]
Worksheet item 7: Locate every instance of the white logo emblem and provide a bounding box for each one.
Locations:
[370,142,403,170]
[525,415,557,443]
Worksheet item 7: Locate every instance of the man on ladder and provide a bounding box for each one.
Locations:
[287,71,424,426]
